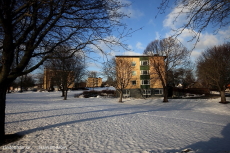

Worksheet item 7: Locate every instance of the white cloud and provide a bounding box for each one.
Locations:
[164,28,221,62]
[163,2,230,62]
[195,33,219,50]
[89,35,124,57]
[128,45,133,50]
[123,51,142,56]
[136,42,144,50]
[87,62,101,69]
[118,0,144,19]
[155,32,160,40]
[163,4,188,29]
[218,26,230,41]
[163,2,228,50]
[191,51,201,61]
[165,28,219,51]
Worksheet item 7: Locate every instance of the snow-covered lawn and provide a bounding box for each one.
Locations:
[1,91,230,153]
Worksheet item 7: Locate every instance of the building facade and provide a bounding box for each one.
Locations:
[115,55,165,98]
[86,77,102,88]
[43,68,75,90]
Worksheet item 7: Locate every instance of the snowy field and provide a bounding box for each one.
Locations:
[1,90,230,153]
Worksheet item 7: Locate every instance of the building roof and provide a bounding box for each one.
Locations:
[115,55,166,58]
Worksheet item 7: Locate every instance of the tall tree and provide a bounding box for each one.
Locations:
[102,58,116,87]
[144,37,190,102]
[45,46,85,100]
[74,61,86,89]
[0,0,129,143]
[158,0,230,43]
[197,43,230,103]
[115,57,133,103]
[88,71,98,78]
[17,74,35,91]
[168,67,195,88]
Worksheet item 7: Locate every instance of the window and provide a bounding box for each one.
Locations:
[141,80,150,85]
[124,90,130,95]
[131,80,136,85]
[154,89,163,95]
[131,61,136,66]
[143,89,151,95]
[141,70,149,75]
[132,71,137,76]
[140,60,149,66]
[123,90,130,98]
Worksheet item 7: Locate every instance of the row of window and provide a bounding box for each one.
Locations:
[131,60,149,66]
[124,89,163,95]
[131,80,150,85]
[132,70,149,76]
[143,89,163,95]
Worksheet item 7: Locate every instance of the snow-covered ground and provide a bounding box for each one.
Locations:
[1,90,230,153]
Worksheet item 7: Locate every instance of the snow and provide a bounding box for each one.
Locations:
[1,90,230,153]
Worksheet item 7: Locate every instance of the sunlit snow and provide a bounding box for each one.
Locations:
[1,89,230,153]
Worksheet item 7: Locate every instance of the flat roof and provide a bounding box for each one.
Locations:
[115,55,166,57]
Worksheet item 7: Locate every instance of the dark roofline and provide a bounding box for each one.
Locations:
[115,55,166,57]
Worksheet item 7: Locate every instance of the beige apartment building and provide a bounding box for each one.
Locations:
[115,55,165,98]
[86,77,102,88]
[43,68,75,90]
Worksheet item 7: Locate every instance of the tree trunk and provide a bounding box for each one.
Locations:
[118,90,123,103]
[0,83,8,144]
[61,89,64,97]
[64,90,67,100]
[220,90,226,103]
[20,76,23,92]
[163,86,168,102]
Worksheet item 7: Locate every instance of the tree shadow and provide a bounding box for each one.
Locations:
[6,104,119,115]
[16,108,155,135]
[162,123,230,153]
[5,96,220,150]
[0,134,24,146]
[6,105,140,124]
[6,100,193,125]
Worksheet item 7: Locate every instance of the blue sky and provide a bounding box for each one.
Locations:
[85,0,230,77]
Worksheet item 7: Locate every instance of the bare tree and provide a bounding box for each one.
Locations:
[158,0,230,44]
[45,47,85,100]
[102,58,116,87]
[197,43,230,103]
[0,0,130,142]
[115,58,133,103]
[74,62,86,89]
[88,71,98,78]
[87,71,99,90]
[144,37,190,102]
[30,73,44,91]
[169,67,196,88]
[17,74,35,91]
[10,74,36,91]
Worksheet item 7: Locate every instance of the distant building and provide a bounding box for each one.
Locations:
[75,82,86,88]
[86,77,102,88]
[43,68,74,90]
[115,55,165,98]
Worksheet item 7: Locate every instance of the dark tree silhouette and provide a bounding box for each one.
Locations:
[0,0,130,143]
[197,43,230,103]
[45,46,85,100]
[158,0,230,44]
[144,37,190,102]
[102,58,116,87]
[115,57,133,103]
